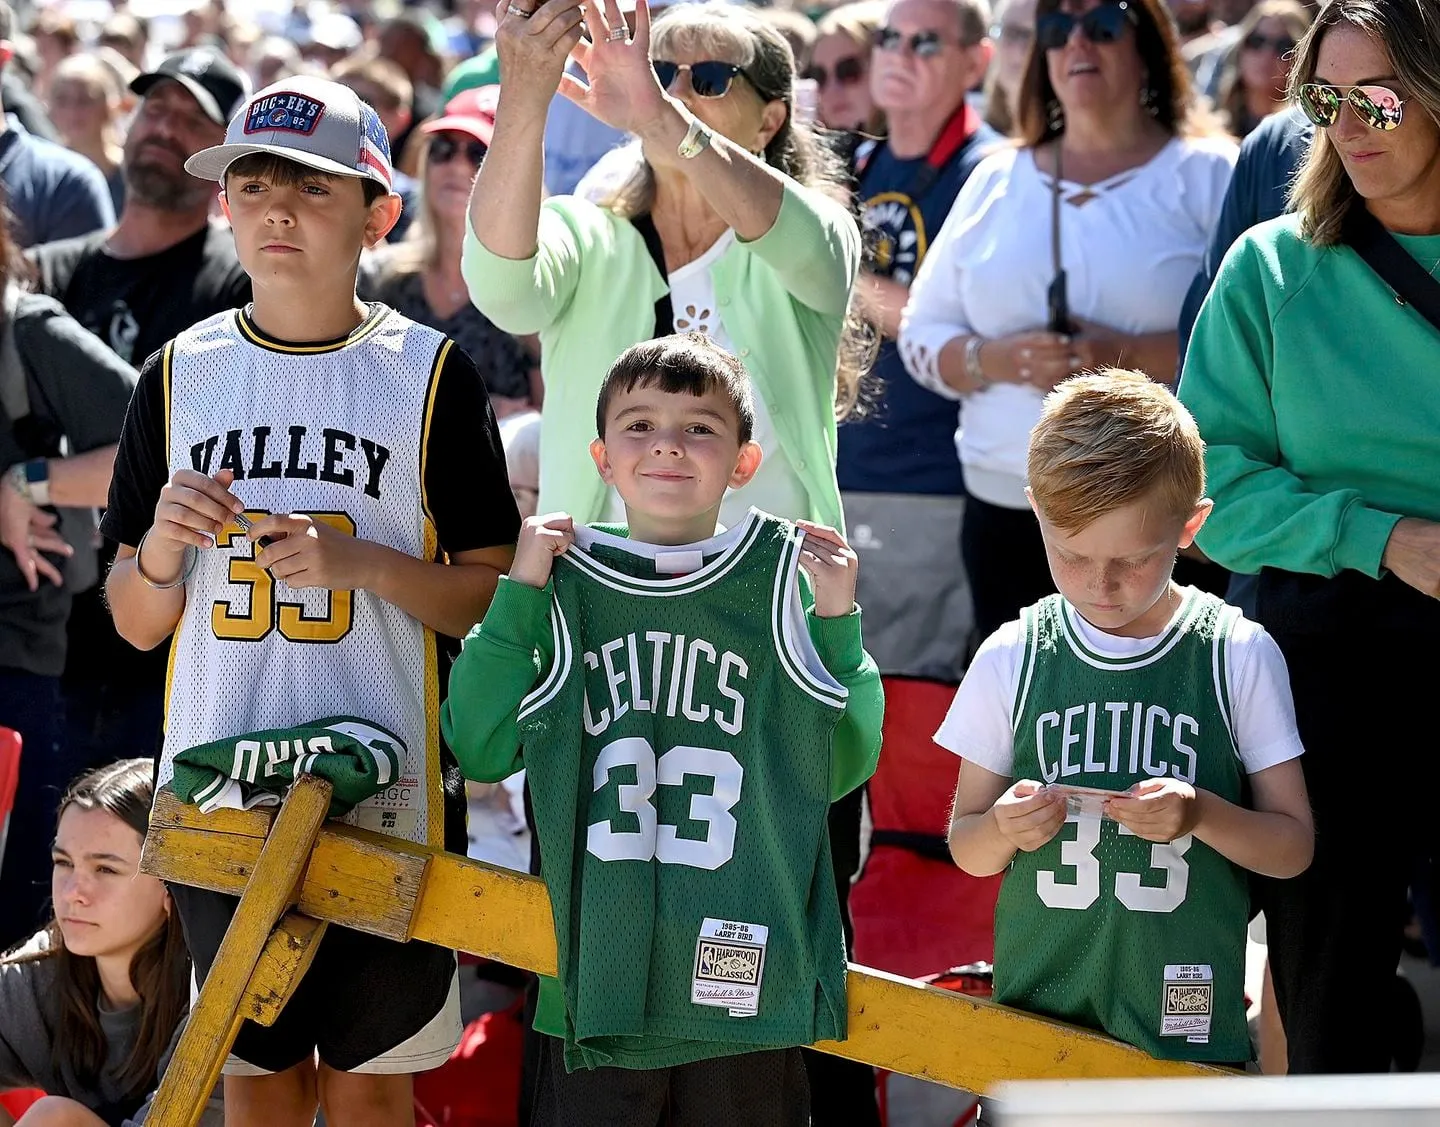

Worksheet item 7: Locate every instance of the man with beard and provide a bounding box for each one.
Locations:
[29,48,253,772]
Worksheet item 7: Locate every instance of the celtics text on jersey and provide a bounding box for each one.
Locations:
[996,590,1251,1063]
[518,511,851,1071]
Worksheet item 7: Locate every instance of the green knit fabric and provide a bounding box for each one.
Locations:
[171,716,404,817]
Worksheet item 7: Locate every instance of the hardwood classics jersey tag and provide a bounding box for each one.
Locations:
[693,917,768,1018]
[1161,963,1213,1043]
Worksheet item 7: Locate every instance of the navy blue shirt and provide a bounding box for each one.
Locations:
[837,119,1001,496]
[0,116,114,248]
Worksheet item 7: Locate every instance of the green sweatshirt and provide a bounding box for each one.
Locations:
[1180,214,1440,578]
[442,541,884,1046]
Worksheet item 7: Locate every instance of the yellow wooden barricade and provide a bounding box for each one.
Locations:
[139,778,1226,1127]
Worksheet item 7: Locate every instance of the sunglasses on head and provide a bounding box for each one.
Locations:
[1298,82,1405,131]
[428,134,488,165]
[1242,31,1295,54]
[652,60,750,98]
[802,55,865,90]
[1035,1,1136,52]
[874,27,951,57]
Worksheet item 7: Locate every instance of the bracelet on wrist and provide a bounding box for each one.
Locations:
[964,335,991,391]
[135,528,196,591]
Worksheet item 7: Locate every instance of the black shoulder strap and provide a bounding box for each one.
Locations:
[631,212,673,340]
[1342,204,1440,336]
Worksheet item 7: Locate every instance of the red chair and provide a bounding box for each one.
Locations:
[0,726,20,870]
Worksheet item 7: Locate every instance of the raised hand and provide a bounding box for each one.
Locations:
[559,0,670,136]
[795,520,858,619]
[509,512,576,589]
[492,0,589,113]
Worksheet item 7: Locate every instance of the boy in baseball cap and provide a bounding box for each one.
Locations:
[101,75,519,1125]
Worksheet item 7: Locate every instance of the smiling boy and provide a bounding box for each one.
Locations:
[944,370,1313,1064]
[100,77,518,1125]
[443,335,883,1125]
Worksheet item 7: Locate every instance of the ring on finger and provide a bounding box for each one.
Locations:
[606,25,628,39]
[506,3,533,16]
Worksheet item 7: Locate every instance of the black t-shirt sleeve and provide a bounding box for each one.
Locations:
[99,348,171,549]
[423,341,521,556]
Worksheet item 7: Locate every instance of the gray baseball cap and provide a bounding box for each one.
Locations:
[185,76,395,191]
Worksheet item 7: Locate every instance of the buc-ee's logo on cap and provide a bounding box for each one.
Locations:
[245,93,326,136]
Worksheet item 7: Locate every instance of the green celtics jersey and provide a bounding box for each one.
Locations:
[519,511,850,1071]
[996,590,1250,1062]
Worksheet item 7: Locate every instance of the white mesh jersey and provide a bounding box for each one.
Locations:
[158,305,450,846]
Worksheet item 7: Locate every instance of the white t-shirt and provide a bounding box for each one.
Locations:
[934,591,1304,778]
[601,230,811,528]
[898,137,1237,509]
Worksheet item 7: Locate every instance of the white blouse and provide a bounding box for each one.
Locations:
[898,137,1236,509]
[601,230,811,529]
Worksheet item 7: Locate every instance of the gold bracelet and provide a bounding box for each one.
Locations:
[135,528,196,590]
[677,116,713,160]
[964,335,991,391]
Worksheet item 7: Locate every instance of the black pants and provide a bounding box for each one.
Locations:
[960,494,1054,642]
[531,1036,809,1127]
[1254,569,1440,1073]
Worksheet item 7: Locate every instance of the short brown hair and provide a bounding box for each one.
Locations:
[331,53,414,113]
[596,333,756,444]
[1027,370,1205,535]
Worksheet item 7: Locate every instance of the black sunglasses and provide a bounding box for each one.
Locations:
[428,134,488,166]
[802,55,865,90]
[653,60,750,99]
[874,27,953,57]
[1297,82,1406,131]
[1242,31,1295,54]
[1035,1,1137,51]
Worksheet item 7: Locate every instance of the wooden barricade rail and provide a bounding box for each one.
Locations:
[140,780,1227,1127]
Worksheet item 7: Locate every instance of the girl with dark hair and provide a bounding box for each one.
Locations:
[898,0,1236,640]
[0,759,202,1127]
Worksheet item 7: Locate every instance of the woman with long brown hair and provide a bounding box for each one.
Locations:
[1216,0,1313,138]
[0,760,195,1126]
[898,0,1236,640]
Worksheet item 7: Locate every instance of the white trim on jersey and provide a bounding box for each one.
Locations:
[519,594,575,724]
[772,525,848,711]
[1211,603,1241,760]
[563,510,765,597]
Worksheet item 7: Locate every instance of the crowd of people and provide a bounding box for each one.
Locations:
[0,0,1437,1121]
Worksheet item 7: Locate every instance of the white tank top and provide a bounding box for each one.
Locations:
[158,306,447,846]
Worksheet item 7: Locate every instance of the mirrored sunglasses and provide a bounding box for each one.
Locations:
[652,60,749,99]
[874,28,951,58]
[801,55,866,90]
[1297,82,1405,131]
[428,134,488,165]
[1241,31,1295,54]
[1035,1,1136,52]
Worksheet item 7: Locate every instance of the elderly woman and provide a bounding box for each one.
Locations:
[464,0,863,535]
[898,0,1235,640]
[1179,0,1440,1075]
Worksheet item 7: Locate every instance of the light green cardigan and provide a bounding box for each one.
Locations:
[461,181,860,531]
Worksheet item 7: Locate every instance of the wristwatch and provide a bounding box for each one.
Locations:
[677,117,713,160]
[6,458,50,507]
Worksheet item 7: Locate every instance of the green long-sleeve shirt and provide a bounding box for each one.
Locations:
[1180,214,1440,577]
[443,548,884,1047]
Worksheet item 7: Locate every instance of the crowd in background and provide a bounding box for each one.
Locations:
[4,0,1438,1120]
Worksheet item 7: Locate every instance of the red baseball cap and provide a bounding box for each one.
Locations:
[420,86,499,147]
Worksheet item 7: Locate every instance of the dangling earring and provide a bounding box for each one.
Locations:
[1140,85,1159,117]
[1047,98,1065,132]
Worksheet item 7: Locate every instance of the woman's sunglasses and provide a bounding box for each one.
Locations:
[1241,31,1295,54]
[1035,1,1137,52]
[428,134,488,165]
[802,55,865,90]
[1297,82,1405,131]
[653,60,750,99]
[873,27,950,57]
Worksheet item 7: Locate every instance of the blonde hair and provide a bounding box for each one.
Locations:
[1287,0,1440,247]
[1027,370,1205,535]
